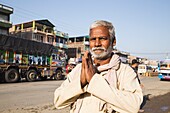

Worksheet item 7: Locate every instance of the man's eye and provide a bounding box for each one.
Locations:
[90,38,96,41]
[90,37,108,41]
[99,37,108,40]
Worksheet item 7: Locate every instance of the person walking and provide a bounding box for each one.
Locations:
[131,59,151,113]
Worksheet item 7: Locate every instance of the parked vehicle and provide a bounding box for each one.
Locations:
[138,64,147,75]
[158,59,170,80]
[138,64,152,75]
[0,34,65,83]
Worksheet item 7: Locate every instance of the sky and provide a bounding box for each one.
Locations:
[1,0,170,60]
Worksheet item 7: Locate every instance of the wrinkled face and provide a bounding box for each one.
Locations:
[89,26,113,59]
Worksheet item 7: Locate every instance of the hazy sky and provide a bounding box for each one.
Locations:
[1,0,170,60]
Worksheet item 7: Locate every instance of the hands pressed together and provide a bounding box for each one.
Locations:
[81,51,97,88]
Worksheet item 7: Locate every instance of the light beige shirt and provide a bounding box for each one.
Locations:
[54,62,143,113]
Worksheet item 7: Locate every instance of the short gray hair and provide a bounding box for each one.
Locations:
[89,20,115,42]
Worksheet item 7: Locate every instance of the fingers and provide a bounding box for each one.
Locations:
[84,51,96,83]
[82,56,85,68]
[87,52,93,67]
[81,51,96,84]
[83,51,89,59]
[81,56,87,88]
[83,51,90,68]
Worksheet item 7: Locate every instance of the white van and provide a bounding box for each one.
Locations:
[138,64,147,74]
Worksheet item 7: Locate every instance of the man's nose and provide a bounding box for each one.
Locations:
[95,38,101,47]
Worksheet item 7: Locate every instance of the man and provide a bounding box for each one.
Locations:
[54,20,143,113]
[66,62,77,74]
[131,59,151,113]
[131,59,139,72]
[131,59,141,84]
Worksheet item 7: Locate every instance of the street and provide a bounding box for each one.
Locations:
[0,80,69,113]
[0,76,170,113]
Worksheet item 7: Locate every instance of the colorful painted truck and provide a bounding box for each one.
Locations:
[0,34,65,83]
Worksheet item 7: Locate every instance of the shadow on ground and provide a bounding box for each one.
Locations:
[143,92,170,113]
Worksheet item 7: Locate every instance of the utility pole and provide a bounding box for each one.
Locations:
[166,53,169,59]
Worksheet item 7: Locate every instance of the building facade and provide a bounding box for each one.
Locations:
[66,35,89,59]
[55,30,68,61]
[0,4,13,35]
[9,19,69,62]
[9,19,56,45]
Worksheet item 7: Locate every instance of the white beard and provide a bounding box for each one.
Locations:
[90,45,113,60]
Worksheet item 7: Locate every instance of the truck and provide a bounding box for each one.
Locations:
[0,34,65,83]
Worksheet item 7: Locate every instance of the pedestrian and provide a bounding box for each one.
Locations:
[29,57,32,65]
[131,59,151,113]
[54,20,143,113]
[38,57,41,65]
[16,56,19,64]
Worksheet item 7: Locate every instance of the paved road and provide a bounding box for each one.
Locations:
[0,80,69,113]
[0,76,170,113]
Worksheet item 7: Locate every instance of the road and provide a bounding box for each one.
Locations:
[0,80,69,113]
[0,76,170,113]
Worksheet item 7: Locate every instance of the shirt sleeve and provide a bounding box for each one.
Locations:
[87,66,143,113]
[54,64,84,109]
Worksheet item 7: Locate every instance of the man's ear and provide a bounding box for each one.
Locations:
[112,37,116,47]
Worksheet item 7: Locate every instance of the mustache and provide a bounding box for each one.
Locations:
[91,47,106,51]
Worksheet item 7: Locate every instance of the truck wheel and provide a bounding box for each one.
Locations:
[54,70,62,80]
[5,69,19,83]
[26,69,37,82]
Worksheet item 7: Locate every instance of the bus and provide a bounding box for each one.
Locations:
[158,59,170,80]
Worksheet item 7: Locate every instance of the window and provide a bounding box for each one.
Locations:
[47,36,53,43]
[0,14,8,21]
[32,34,44,42]
[56,38,59,43]
[60,38,63,43]
[0,29,8,35]
[76,37,84,42]
[32,34,36,40]
[41,36,43,42]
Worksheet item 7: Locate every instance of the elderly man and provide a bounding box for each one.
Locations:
[54,20,143,113]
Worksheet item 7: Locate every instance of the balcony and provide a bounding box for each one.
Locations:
[0,20,12,28]
[56,43,68,49]
[0,4,13,14]
[56,31,68,38]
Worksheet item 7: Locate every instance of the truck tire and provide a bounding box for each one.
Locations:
[54,70,62,80]
[26,69,37,82]
[5,68,19,83]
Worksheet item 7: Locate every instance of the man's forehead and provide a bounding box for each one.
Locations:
[90,26,109,37]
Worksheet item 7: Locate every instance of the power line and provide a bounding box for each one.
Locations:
[1,1,86,35]
[131,52,170,55]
